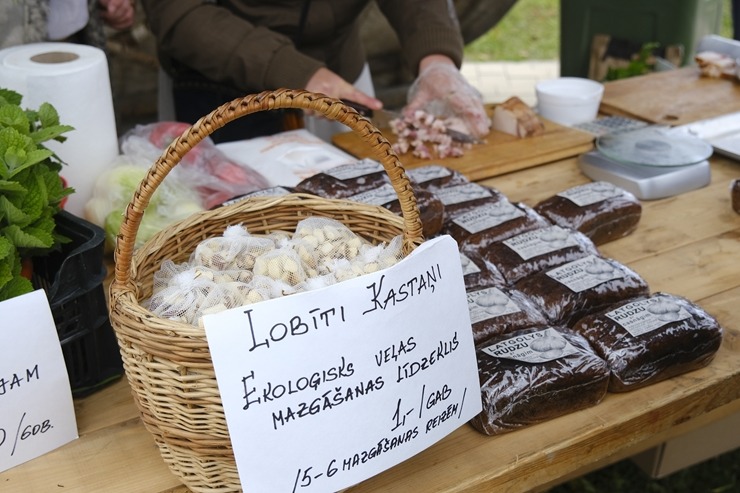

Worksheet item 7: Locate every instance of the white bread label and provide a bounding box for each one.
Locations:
[459,253,482,276]
[546,255,624,293]
[452,201,525,234]
[481,327,579,363]
[557,181,623,207]
[503,225,580,260]
[325,158,384,180]
[433,183,494,205]
[349,183,397,206]
[606,295,692,337]
[406,165,451,184]
[467,287,521,324]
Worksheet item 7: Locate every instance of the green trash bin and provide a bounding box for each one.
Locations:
[560,0,724,78]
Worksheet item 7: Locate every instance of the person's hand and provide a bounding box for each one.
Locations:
[305,67,383,111]
[98,0,136,31]
[405,57,490,137]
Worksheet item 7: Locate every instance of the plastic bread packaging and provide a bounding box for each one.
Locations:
[347,184,446,238]
[431,182,507,218]
[458,248,507,291]
[469,326,609,436]
[294,158,387,198]
[406,164,470,189]
[533,181,642,245]
[476,225,600,285]
[467,286,549,347]
[514,254,650,327]
[447,200,551,252]
[570,292,724,392]
[295,159,446,237]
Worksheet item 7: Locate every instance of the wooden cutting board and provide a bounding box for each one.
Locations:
[332,106,595,182]
[600,66,740,126]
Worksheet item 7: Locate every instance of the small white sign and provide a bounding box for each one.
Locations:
[205,236,482,492]
[0,290,78,473]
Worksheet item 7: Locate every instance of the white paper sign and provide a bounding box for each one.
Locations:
[0,290,78,473]
[205,236,482,492]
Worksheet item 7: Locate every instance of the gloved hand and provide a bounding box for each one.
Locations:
[405,61,491,137]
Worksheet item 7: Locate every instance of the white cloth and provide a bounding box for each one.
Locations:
[47,0,89,40]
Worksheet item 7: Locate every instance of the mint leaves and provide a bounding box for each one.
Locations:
[0,88,74,301]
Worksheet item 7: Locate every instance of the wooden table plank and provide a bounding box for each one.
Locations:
[2,148,739,493]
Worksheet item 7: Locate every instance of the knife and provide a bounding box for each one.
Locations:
[341,99,484,144]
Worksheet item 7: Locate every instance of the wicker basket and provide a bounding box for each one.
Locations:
[108,89,424,492]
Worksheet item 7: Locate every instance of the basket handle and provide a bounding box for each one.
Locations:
[112,88,424,288]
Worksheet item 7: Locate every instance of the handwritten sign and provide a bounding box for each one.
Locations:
[205,235,482,492]
[0,290,78,473]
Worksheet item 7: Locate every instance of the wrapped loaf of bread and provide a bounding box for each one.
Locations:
[478,225,600,285]
[296,159,445,237]
[470,326,609,436]
[295,158,386,198]
[491,96,545,138]
[432,182,506,218]
[459,250,506,291]
[467,286,548,347]
[347,183,445,237]
[447,200,551,251]
[534,181,642,245]
[571,292,723,392]
[515,254,650,327]
[406,164,470,189]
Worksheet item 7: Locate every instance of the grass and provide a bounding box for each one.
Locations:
[464,0,735,61]
[463,1,740,491]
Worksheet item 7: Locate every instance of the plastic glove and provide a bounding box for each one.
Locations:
[405,62,491,137]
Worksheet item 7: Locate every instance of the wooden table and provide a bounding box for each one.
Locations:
[2,149,738,492]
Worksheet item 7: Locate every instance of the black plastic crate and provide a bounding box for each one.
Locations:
[32,210,123,397]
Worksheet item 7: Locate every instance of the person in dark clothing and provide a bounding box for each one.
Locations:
[141,0,490,142]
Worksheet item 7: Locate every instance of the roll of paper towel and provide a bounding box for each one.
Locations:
[0,42,120,217]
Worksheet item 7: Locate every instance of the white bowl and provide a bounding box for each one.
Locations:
[535,77,604,125]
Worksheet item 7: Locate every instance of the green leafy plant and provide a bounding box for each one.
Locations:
[0,88,74,301]
[605,42,660,81]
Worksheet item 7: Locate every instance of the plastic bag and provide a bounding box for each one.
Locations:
[83,156,204,250]
[571,292,723,392]
[121,121,270,208]
[469,326,609,436]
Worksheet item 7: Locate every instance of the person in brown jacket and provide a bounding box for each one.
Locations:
[141,0,490,142]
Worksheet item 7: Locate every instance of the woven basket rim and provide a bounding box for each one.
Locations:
[110,89,424,293]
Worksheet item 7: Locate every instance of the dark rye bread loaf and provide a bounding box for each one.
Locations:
[477,225,599,285]
[534,181,642,245]
[294,158,387,198]
[459,249,506,291]
[466,286,548,347]
[514,254,650,327]
[295,159,446,237]
[571,292,723,392]
[406,164,470,189]
[347,184,445,237]
[447,201,551,251]
[470,326,609,436]
[430,182,506,218]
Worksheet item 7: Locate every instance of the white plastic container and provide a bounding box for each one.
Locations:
[536,77,604,126]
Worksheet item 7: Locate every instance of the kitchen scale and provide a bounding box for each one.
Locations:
[578,126,713,200]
